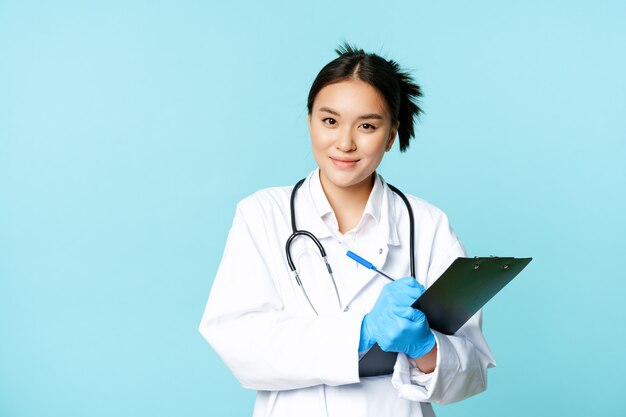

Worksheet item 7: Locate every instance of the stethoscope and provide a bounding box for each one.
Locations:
[285,177,416,315]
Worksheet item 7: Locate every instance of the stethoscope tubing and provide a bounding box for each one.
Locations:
[285,176,415,314]
[386,183,415,279]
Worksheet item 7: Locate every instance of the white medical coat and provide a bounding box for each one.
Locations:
[199,169,496,417]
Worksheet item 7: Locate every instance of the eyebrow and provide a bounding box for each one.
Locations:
[318,106,384,120]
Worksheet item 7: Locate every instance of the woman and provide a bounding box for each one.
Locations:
[199,44,495,417]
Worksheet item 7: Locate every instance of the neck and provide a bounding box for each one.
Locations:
[318,171,375,234]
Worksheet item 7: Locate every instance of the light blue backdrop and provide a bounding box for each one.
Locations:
[1,1,625,416]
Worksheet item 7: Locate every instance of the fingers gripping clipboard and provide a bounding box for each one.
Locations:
[358,256,533,378]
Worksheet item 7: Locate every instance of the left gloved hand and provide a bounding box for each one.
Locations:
[359,277,436,359]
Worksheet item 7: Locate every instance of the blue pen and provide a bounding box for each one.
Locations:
[346,250,396,281]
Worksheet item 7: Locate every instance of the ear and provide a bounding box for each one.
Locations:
[385,122,399,152]
[308,113,312,131]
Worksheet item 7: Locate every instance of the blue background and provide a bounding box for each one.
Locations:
[1,1,625,416]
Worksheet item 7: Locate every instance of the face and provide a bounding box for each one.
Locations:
[308,78,398,193]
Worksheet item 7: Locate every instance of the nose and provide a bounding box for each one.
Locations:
[336,127,356,152]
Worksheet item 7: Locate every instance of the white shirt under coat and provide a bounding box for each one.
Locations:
[199,168,496,417]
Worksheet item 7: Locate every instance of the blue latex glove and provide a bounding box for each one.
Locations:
[359,277,436,359]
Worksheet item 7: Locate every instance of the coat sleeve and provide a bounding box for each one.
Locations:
[198,198,363,391]
[391,211,497,404]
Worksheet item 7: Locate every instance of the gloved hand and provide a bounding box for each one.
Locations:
[359,277,436,359]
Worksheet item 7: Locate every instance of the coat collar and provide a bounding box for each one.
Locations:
[294,168,400,246]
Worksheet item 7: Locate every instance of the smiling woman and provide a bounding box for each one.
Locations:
[309,79,400,233]
[199,43,495,417]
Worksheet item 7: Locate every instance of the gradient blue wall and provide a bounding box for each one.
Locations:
[1,1,625,416]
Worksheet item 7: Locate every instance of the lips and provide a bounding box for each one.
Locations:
[330,156,359,168]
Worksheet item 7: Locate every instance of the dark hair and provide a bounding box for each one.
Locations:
[307,42,423,152]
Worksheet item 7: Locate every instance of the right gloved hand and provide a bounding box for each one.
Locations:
[358,277,436,359]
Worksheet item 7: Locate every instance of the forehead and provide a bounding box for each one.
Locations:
[313,79,389,117]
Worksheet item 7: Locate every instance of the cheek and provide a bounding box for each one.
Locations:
[359,134,389,156]
[310,125,334,150]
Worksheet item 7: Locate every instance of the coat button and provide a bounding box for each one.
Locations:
[379,248,383,254]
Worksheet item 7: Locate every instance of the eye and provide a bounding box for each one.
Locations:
[322,117,337,125]
[361,123,377,130]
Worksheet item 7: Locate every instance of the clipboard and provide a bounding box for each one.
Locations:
[358,256,532,377]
